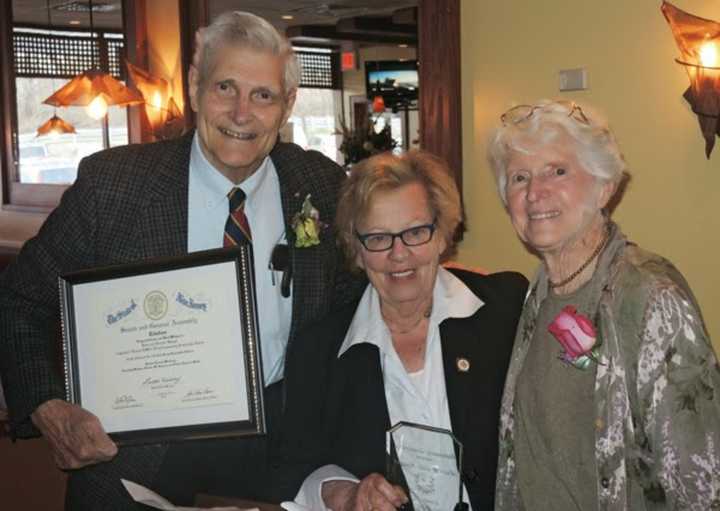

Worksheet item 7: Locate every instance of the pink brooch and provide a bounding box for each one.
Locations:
[548,305,600,370]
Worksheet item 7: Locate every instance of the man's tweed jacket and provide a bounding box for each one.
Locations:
[0,131,361,507]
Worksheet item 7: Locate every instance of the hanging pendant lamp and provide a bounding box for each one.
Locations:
[36,0,76,136]
[37,114,77,136]
[44,70,143,119]
[42,0,142,119]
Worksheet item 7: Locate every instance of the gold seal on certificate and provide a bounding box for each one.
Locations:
[59,246,264,445]
[386,421,469,511]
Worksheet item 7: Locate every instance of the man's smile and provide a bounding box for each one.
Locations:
[218,126,258,141]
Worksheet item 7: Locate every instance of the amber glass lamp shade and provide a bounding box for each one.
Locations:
[43,70,144,119]
[662,0,720,157]
[126,61,185,140]
[36,114,76,137]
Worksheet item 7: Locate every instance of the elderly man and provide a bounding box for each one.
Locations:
[0,11,360,510]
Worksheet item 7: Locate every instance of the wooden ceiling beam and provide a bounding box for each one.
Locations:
[286,24,416,45]
[335,16,415,36]
[392,7,417,25]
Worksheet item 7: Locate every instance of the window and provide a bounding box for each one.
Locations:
[289,47,343,163]
[296,48,341,89]
[288,88,343,162]
[0,0,129,210]
[13,28,128,187]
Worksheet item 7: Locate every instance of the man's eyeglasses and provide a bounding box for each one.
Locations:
[500,100,590,126]
[355,222,437,252]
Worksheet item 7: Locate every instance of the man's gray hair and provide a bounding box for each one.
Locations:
[487,99,628,205]
[195,11,301,96]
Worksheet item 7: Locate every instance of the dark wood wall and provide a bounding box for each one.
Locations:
[418,0,462,192]
[0,436,67,509]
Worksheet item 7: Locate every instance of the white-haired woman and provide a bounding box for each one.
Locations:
[487,99,720,510]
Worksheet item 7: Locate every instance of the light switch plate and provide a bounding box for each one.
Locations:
[559,68,588,91]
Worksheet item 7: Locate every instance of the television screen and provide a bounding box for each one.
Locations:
[365,60,418,107]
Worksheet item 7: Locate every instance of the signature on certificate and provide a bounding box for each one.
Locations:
[182,387,217,403]
[141,376,182,390]
[113,394,143,410]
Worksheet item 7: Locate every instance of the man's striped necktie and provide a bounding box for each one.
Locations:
[224,187,252,247]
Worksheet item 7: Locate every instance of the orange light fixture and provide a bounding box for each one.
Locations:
[126,61,184,140]
[36,114,76,137]
[662,1,720,157]
[36,0,76,136]
[44,70,143,119]
[42,0,143,119]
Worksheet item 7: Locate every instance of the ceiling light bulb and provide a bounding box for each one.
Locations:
[282,15,294,20]
[699,41,718,67]
[86,95,108,119]
[151,90,163,109]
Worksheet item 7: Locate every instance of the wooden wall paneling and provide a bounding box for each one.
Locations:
[418,0,462,193]
[178,0,210,128]
[0,0,17,206]
[123,0,153,144]
[0,436,68,509]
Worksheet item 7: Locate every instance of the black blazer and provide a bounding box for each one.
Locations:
[277,268,528,510]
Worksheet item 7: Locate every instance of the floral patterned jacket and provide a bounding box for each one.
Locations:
[495,224,720,511]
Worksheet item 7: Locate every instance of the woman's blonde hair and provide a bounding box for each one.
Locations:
[336,150,462,268]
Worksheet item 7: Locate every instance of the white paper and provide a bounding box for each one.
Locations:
[121,479,258,511]
[280,503,310,511]
[72,261,252,433]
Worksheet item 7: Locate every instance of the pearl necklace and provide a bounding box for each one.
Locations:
[549,225,610,290]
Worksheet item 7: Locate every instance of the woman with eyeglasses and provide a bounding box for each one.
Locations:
[488,99,720,510]
[275,150,528,511]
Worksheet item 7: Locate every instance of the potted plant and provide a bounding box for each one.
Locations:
[337,114,398,165]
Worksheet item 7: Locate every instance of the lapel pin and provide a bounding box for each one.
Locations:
[456,357,470,373]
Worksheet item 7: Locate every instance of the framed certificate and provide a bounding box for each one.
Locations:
[59,246,264,445]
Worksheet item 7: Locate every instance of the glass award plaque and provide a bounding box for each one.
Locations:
[386,421,469,511]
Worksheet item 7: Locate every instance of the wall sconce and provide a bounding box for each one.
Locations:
[126,62,185,140]
[662,1,720,158]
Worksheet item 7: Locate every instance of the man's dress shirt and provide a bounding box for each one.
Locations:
[187,134,292,385]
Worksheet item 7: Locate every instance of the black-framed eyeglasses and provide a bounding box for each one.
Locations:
[500,100,590,126]
[355,221,437,252]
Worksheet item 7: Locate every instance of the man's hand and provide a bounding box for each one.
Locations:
[322,474,408,511]
[31,399,117,469]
